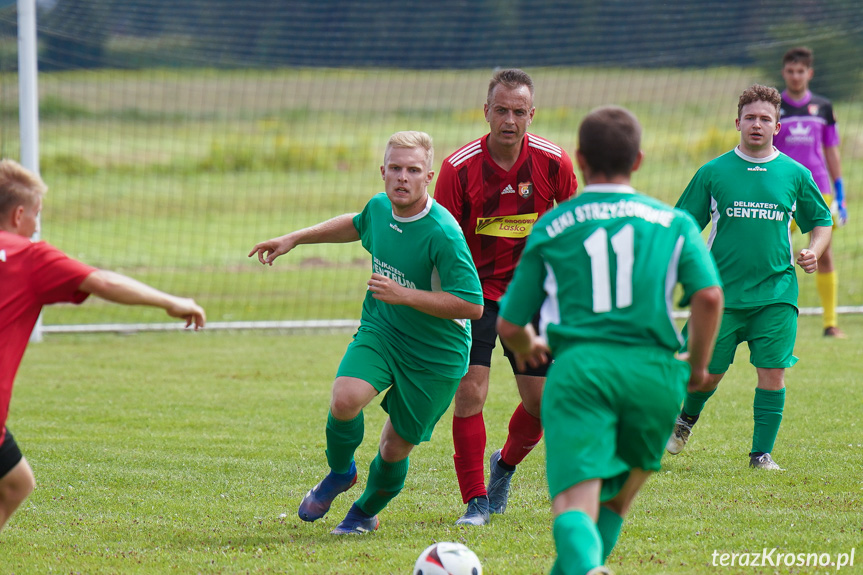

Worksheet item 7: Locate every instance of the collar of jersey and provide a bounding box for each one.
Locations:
[582,183,636,194]
[392,194,433,223]
[734,146,779,163]
[782,89,812,107]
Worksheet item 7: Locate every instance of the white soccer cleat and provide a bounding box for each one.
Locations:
[749,453,784,470]
[665,416,693,455]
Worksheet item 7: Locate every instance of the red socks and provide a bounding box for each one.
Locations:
[501,402,543,466]
[452,412,487,503]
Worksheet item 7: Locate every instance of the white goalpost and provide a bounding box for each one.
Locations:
[18,0,42,341]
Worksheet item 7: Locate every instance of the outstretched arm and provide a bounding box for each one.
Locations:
[248,213,360,266]
[366,273,483,320]
[78,270,206,329]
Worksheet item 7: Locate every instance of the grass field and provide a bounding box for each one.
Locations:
[0,66,859,325]
[3,315,861,574]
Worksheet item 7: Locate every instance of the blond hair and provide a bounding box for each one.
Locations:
[0,159,47,217]
[385,131,434,170]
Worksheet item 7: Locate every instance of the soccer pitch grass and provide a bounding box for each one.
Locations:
[3,315,861,574]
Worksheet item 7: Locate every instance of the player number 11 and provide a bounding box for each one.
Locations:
[583,225,634,313]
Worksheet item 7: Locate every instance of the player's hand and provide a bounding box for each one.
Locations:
[166,297,206,330]
[796,248,818,274]
[367,273,407,305]
[513,338,551,372]
[687,366,711,392]
[837,199,848,227]
[248,236,294,265]
[834,178,848,226]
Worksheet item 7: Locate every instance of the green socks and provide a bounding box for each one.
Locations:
[355,452,409,516]
[682,388,717,418]
[325,411,364,474]
[752,387,785,455]
[552,510,603,575]
[597,506,624,562]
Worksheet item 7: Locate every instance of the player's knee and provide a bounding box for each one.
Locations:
[455,379,488,417]
[0,467,35,509]
[329,394,363,420]
[520,396,542,418]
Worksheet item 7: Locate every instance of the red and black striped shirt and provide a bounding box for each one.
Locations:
[435,133,577,301]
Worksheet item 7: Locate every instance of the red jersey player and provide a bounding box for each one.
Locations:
[0,159,205,532]
[435,69,577,526]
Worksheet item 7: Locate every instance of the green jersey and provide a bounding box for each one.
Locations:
[676,148,832,309]
[353,193,483,379]
[499,185,720,356]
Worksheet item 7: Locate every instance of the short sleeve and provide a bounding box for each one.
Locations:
[676,167,712,230]
[555,149,578,203]
[432,225,483,306]
[433,160,463,223]
[794,171,833,234]
[674,212,721,307]
[29,242,95,305]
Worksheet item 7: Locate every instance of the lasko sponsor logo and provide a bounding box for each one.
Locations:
[372,256,415,289]
[726,201,785,221]
[475,213,539,238]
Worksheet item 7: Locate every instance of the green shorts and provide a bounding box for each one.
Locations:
[706,303,799,373]
[336,327,460,445]
[542,343,689,502]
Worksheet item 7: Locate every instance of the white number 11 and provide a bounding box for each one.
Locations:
[583,225,634,313]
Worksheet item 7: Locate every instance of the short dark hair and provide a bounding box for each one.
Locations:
[737,84,781,121]
[487,68,534,104]
[577,106,642,178]
[782,46,813,68]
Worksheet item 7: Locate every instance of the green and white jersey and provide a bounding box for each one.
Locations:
[353,193,483,379]
[676,147,832,309]
[498,185,720,356]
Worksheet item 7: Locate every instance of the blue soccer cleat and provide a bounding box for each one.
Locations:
[297,461,358,522]
[455,495,490,526]
[487,449,516,514]
[330,503,380,535]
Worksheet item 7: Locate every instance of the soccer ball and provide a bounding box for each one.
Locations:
[413,542,482,575]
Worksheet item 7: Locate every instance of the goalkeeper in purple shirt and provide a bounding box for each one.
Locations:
[774,46,847,338]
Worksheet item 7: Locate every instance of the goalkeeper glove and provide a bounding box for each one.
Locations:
[834,178,847,226]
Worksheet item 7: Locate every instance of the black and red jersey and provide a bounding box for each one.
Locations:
[435,133,577,301]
